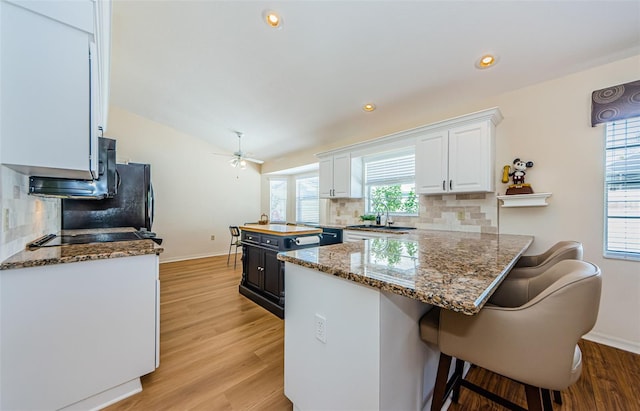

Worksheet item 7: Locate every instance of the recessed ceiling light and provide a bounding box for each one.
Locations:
[263,10,282,28]
[476,54,498,69]
[362,103,376,112]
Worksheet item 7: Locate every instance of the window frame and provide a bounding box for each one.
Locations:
[269,177,288,223]
[363,147,418,216]
[295,173,320,224]
[603,116,640,261]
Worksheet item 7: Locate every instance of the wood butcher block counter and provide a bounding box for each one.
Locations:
[239,223,322,236]
[279,229,533,411]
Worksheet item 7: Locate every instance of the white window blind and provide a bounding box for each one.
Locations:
[365,150,415,185]
[269,178,287,223]
[364,148,418,215]
[605,117,640,259]
[296,175,319,224]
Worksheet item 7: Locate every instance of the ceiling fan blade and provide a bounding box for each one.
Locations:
[244,157,264,165]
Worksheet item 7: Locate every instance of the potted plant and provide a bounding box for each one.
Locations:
[359,214,377,226]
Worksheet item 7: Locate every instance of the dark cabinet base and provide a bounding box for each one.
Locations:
[238,284,284,319]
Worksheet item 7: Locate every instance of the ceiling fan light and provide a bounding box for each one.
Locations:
[240,159,247,168]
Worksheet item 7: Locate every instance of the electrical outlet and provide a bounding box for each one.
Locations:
[210,235,215,241]
[457,211,465,221]
[315,314,327,343]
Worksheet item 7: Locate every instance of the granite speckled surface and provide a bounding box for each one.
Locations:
[0,228,164,270]
[278,230,533,315]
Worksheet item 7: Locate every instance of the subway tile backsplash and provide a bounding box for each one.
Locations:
[0,166,60,261]
[327,193,498,233]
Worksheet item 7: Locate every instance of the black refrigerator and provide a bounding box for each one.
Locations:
[62,163,154,231]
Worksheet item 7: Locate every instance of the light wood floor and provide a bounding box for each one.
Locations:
[106,255,640,411]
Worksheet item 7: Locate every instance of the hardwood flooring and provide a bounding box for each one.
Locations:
[106,255,640,411]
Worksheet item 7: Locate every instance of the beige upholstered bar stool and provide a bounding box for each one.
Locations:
[420,259,601,411]
[489,241,583,307]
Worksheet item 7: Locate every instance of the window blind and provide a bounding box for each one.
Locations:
[605,117,640,257]
[296,176,319,224]
[364,149,415,186]
[269,178,287,222]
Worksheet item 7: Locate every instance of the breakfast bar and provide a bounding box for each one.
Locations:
[278,230,533,411]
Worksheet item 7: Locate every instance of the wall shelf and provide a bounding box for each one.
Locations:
[497,193,552,207]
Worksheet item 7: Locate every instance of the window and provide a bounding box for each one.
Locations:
[269,178,287,222]
[296,175,319,224]
[364,148,418,215]
[604,117,640,260]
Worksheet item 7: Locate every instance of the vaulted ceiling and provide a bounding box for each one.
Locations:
[110,1,640,163]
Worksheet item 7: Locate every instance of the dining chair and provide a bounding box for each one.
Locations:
[227,226,242,269]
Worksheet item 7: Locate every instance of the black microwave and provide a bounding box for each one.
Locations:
[28,137,118,199]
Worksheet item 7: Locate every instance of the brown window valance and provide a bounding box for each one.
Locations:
[591,80,640,126]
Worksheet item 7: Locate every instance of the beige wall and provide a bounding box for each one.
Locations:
[262,55,640,352]
[107,106,261,262]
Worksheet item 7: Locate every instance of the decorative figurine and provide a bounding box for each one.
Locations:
[502,158,534,195]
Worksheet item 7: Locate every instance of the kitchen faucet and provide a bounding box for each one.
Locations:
[375,201,393,227]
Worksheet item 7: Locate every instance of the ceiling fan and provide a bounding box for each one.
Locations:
[218,131,264,169]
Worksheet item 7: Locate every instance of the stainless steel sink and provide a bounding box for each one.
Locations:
[346,225,417,231]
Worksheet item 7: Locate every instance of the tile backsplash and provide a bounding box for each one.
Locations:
[327,193,498,233]
[0,166,60,261]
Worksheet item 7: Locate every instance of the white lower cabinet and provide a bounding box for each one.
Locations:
[0,254,159,410]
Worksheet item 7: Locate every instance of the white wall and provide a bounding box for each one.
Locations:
[263,54,640,353]
[106,106,261,262]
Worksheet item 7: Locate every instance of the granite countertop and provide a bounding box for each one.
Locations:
[0,227,164,270]
[241,224,322,236]
[278,230,533,315]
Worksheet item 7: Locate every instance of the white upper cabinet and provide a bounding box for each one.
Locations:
[318,154,362,199]
[415,130,448,193]
[416,111,500,195]
[0,0,111,180]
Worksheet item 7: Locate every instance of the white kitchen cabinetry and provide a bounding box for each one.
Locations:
[319,153,362,198]
[0,0,111,179]
[0,254,159,410]
[416,119,496,194]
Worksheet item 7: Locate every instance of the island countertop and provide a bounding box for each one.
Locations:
[240,224,322,236]
[278,230,533,315]
[0,228,164,270]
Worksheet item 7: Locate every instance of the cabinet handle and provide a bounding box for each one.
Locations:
[442,180,446,191]
[449,180,452,190]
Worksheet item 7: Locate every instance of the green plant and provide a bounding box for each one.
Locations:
[360,214,377,221]
[370,185,418,214]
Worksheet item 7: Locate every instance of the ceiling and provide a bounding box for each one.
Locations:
[110,1,640,164]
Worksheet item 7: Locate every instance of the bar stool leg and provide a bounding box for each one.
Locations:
[431,353,452,411]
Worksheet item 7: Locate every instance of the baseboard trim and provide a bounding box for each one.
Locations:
[59,378,142,411]
[160,251,241,264]
[583,331,640,354]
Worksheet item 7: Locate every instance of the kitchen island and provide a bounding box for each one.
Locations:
[239,224,323,318]
[278,230,533,411]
